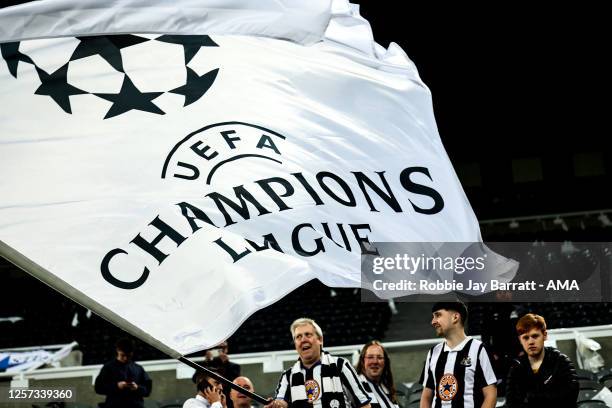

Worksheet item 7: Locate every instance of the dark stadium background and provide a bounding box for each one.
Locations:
[1,0,609,378]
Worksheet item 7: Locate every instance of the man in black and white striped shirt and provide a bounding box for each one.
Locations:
[265,318,371,408]
[419,301,497,408]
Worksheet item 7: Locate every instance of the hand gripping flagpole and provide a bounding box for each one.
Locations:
[177,356,269,404]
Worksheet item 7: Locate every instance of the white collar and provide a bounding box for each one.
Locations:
[443,336,472,352]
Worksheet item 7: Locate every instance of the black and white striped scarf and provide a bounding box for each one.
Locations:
[289,352,346,408]
[358,374,397,408]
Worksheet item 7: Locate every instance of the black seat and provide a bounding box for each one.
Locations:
[577,401,608,408]
[407,392,422,404]
[578,389,600,402]
[143,400,161,408]
[579,380,602,390]
[576,369,598,381]
[159,398,185,407]
[596,367,612,383]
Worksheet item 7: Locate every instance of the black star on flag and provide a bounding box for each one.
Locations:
[34,63,87,114]
[70,35,149,72]
[170,67,219,107]
[96,75,164,119]
[156,35,218,64]
[1,41,34,78]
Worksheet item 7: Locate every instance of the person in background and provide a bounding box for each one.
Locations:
[184,367,228,408]
[505,313,578,408]
[230,376,256,408]
[94,337,152,408]
[192,341,241,408]
[419,301,497,408]
[356,340,398,408]
[193,342,241,383]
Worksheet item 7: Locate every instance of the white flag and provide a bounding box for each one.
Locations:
[1,0,486,355]
[0,343,77,373]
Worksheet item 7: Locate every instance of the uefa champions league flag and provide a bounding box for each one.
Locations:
[0,0,506,359]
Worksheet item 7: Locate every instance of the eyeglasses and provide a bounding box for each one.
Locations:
[365,355,384,361]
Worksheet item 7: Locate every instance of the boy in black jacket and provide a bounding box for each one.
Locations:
[505,313,578,408]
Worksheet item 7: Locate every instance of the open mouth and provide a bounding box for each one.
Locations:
[301,344,312,352]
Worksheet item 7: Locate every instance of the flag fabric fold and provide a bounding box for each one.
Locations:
[1,0,493,354]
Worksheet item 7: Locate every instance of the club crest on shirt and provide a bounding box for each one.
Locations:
[305,379,320,403]
[460,356,472,367]
[438,373,459,401]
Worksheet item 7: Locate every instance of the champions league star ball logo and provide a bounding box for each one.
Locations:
[438,373,458,401]
[0,34,220,119]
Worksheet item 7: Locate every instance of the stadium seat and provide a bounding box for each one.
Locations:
[159,398,186,407]
[577,369,598,381]
[143,400,161,408]
[577,401,608,408]
[407,392,421,404]
[409,383,423,394]
[596,367,612,383]
[579,380,602,390]
[578,389,601,402]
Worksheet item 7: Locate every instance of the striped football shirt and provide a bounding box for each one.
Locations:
[274,356,370,408]
[358,374,398,408]
[420,337,497,408]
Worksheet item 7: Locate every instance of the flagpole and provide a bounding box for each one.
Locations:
[0,241,269,404]
[177,356,269,404]
[0,240,182,357]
